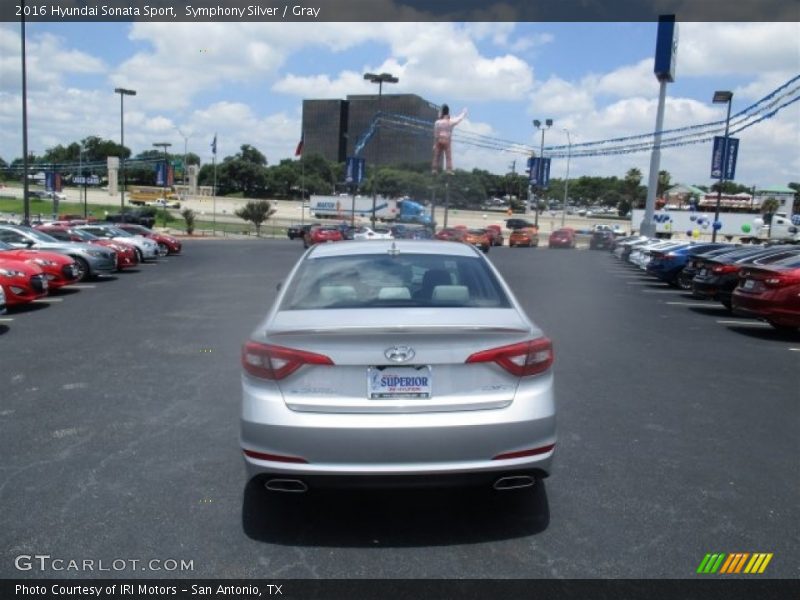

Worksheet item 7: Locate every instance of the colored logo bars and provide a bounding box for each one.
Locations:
[696,552,773,574]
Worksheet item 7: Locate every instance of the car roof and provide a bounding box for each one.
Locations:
[307,239,481,259]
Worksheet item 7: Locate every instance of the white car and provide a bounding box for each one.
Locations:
[76,224,160,262]
[352,226,394,241]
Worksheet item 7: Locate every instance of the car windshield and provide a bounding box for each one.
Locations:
[21,228,61,243]
[280,253,511,310]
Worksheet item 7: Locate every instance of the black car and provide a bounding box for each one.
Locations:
[287,223,319,240]
[691,246,800,309]
[505,218,535,231]
[589,230,615,250]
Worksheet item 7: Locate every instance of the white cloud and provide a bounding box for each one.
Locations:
[677,23,800,78]
[0,26,106,93]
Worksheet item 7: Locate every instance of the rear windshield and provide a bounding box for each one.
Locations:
[280,253,511,309]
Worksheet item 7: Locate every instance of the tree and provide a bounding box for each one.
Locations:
[760,197,781,221]
[788,182,800,214]
[235,200,275,236]
[181,208,196,235]
[623,168,645,208]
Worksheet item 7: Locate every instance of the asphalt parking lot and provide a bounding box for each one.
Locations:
[1,239,798,579]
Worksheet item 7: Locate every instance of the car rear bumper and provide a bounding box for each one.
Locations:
[241,375,556,483]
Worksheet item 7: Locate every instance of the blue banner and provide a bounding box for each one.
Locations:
[345,156,366,184]
[529,158,551,187]
[155,162,174,187]
[710,136,739,180]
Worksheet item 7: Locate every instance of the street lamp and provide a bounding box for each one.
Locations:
[533,118,553,228]
[114,87,136,212]
[363,71,398,227]
[153,142,172,227]
[175,126,191,189]
[711,90,733,243]
[561,128,571,228]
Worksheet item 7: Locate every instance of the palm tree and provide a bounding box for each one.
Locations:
[760,196,781,224]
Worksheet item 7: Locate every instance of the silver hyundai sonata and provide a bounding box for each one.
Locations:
[241,240,556,493]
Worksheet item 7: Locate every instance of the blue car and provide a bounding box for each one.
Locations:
[646,243,731,287]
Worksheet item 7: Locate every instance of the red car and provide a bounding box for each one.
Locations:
[509,227,539,248]
[549,228,577,249]
[732,255,800,331]
[113,223,182,255]
[434,228,466,242]
[35,225,139,271]
[485,224,504,247]
[463,229,491,253]
[303,225,344,248]
[0,240,78,289]
[0,258,48,307]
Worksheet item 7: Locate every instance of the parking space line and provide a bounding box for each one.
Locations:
[0,317,13,322]
[626,281,661,285]
[70,285,96,289]
[641,289,684,294]
[789,348,800,352]
[716,320,771,327]
[34,298,63,303]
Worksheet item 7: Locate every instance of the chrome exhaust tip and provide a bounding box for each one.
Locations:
[493,475,536,491]
[264,479,308,493]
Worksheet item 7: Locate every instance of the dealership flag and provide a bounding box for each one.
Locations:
[211,133,217,156]
[295,136,304,157]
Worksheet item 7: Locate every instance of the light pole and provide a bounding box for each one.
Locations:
[114,87,136,212]
[533,118,553,229]
[363,72,398,227]
[711,90,733,243]
[175,126,191,189]
[21,4,31,225]
[153,142,172,227]
[561,128,571,228]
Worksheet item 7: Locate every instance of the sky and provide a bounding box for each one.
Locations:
[0,18,798,190]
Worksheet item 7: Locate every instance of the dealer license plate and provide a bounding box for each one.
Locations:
[367,366,432,399]
[742,279,756,291]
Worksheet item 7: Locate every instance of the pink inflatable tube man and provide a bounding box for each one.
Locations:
[431,104,467,174]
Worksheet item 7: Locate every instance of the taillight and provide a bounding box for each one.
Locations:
[712,264,740,274]
[242,341,333,380]
[765,274,800,287]
[466,338,554,377]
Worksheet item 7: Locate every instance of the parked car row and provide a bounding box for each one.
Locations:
[612,235,800,331]
[0,222,182,312]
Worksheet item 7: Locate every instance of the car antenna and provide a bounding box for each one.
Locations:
[387,241,400,257]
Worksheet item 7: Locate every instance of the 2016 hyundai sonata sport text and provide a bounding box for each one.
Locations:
[241,240,556,493]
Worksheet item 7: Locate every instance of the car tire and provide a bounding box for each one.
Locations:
[677,274,692,291]
[73,256,90,282]
[721,299,732,311]
[134,248,144,263]
[157,242,169,256]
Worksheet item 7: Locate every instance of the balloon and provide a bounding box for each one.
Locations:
[665,223,672,231]
[713,221,722,231]
[741,224,751,233]
[692,229,700,239]
[686,230,693,236]
[689,215,697,222]
[701,221,709,229]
